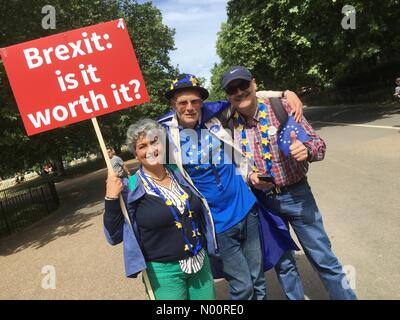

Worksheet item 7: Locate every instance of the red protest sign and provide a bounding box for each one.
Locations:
[0,19,149,136]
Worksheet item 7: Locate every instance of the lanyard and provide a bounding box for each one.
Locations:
[139,166,202,256]
[233,101,274,176]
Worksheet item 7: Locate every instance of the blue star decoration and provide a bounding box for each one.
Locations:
[277,116,309,156]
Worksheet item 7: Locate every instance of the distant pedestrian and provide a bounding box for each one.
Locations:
[106,147,131,178]
[43,164,53,175]
[14,172,25,184]
[394,77,400,101]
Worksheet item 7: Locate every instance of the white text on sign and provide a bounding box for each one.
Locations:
[23,32,112,69]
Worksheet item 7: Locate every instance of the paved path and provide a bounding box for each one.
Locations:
[0,103,399,299]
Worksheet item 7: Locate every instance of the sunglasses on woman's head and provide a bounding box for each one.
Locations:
[225,80,251,95]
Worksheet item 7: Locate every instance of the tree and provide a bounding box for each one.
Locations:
[210,0,400,97]
[0,0,177,177]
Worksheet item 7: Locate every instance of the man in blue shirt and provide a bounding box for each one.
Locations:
[159,74,302,300]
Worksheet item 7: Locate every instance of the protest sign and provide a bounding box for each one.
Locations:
[0,19,154,299]
[0,19,149,136]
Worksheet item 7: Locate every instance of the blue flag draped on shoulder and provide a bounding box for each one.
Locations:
[277,116,309,156]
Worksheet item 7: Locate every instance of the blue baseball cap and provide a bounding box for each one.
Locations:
[221,66,253,89]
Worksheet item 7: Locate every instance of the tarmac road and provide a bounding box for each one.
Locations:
[0,103,399,300]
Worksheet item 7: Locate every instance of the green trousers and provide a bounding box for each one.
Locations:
[145,254,216,300]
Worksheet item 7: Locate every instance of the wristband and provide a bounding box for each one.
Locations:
[105,196,119,201]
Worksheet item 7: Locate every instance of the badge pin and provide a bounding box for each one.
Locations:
[210,125,220,133]
[268,126,277,136]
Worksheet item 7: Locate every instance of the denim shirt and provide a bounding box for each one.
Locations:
[103,165,219,278]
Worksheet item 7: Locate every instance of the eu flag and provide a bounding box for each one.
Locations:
[277,116,309,156]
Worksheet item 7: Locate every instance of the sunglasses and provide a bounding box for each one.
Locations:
[225,80,251,95]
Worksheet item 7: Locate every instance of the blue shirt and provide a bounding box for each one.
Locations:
[180,124,256,234]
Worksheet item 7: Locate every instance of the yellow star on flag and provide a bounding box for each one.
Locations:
[263,153,272,160]
[175,221,182,229]
[180,193,188,201]
[260,125,269,133]
[192,230,197,238]
[188,210,194,218]
[261,137,269,145]
[165,199,173,206]
[241,139,248,146]
[237,124,244,131]
[184,244,189,251]
[259,110,268,118]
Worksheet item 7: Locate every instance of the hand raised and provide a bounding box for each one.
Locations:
[289,131,308,162]
[106,171,123,199]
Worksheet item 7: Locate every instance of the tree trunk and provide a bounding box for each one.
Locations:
[52,154,65,176]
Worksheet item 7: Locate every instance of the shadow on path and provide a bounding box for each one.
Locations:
[0,161,138,256]
[304,103,400,131]
[215,253,330,300]
[0,170,106,256]
[0,160,141,256]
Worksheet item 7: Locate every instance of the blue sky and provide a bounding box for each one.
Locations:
[137,0,228,86]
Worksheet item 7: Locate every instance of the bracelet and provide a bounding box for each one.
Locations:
[105,196,119,201]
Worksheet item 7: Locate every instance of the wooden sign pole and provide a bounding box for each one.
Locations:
[91,117,155,300]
